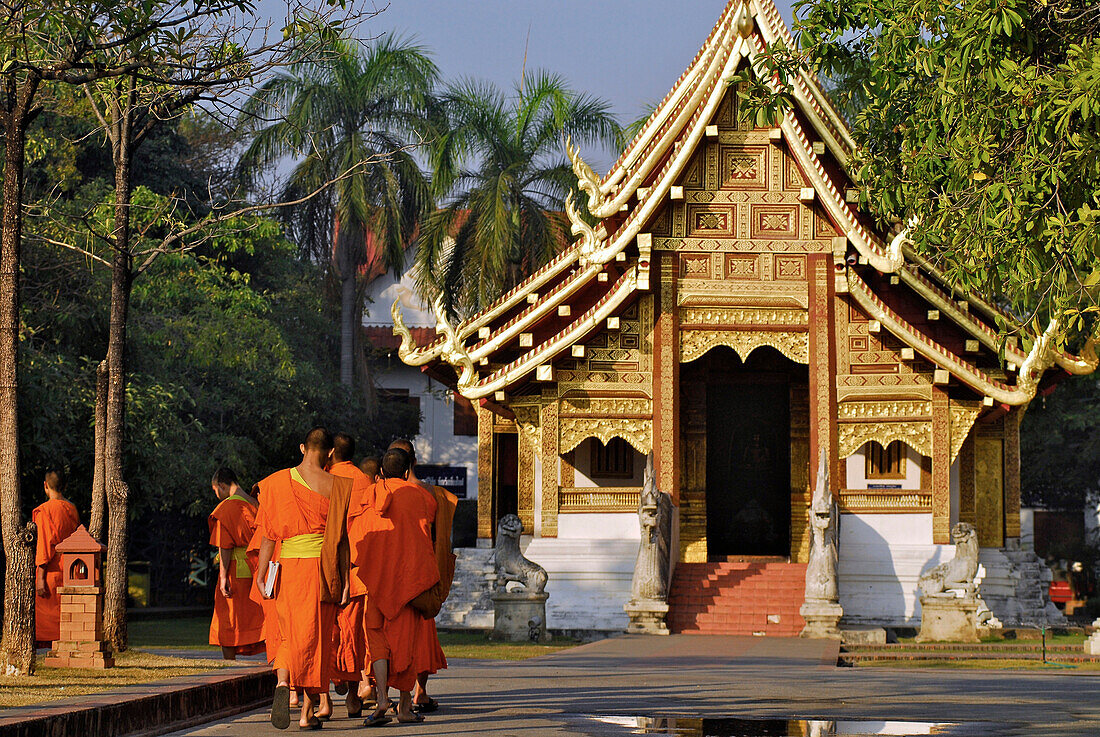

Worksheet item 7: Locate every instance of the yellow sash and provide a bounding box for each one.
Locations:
[281,533,324,559]
[215,494,256,578]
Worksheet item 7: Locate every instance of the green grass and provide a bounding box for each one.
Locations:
[1,651,229,708]
[130,616,217,650]
[437,631,578,660]
[130,617,580,660]
[891,633,1087,646]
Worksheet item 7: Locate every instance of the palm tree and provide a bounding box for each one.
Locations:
[239,31,437,390]
[419,71,620,316]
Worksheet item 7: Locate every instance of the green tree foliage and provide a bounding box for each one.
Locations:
[19,109,419,594]
[239,31,438,389]
[419,71,621,316]
[745,0,1100,346]
[1022,377,1100,510]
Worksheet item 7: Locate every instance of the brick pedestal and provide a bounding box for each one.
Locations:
[42,524,113,669]
[44,586,113,668]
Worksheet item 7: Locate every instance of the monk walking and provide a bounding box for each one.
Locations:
[257,428,351,730]
[33,469,80,647]
[208,467,265,660]
[351,448,439,724]
[388,439,455,712]
[328,433,372,717]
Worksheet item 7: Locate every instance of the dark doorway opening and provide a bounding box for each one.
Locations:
[492,431,518,541]
[703,347,793,558]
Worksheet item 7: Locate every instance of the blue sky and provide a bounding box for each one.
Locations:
[332,1,796,169]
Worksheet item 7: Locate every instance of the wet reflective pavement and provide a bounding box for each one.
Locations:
[578,715,996,736]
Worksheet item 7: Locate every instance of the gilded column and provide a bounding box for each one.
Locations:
[513,405,539,532]
[540,399,560,538]
[958,433,976,527]
[931,387,951,544]
[1004,409,1023,539]
[561,450,576,489]
[808,255,839,495]
[477,405,494,540]
[653,252,680,503]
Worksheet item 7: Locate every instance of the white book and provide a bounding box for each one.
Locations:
[261,561,280,599]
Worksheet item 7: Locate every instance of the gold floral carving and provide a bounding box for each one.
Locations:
[560,397,652,416]
[476,407,493,540]
[540,401,559,538]
[837,421,932,458]
[949,400,982,464]
[679,329,809,364]
[516,407,537,532]
[680,307,807,327]
[559,417,653,455]
[838,490,933,513]
[838,401,931,420]
[559,487,642,513]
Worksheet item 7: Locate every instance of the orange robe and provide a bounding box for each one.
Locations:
[208,495,265,653]
[32,498,80,644]
[351,478,439,691]
[423,484,457,675]
[330,461,370,682]
[256,469,337,693]
[248,527,281,665]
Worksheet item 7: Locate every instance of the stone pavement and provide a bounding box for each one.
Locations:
[166,635,1100,736]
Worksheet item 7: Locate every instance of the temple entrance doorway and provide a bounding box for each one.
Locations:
[681,346,806,560]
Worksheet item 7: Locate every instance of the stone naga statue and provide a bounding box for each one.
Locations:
[630,454,672,602]
[918,522,980,599]
[804,455,838,603]
[493,514,547,594]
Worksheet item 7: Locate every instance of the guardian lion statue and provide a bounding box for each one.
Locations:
[918,522,980,599]
[493,514,547,593]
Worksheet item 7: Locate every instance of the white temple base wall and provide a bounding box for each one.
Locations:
[523,536,638,632]
[838,512,952,626]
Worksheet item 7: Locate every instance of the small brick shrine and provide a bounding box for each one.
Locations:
[43,524,114,669]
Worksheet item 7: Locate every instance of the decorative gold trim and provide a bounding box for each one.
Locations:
[838,401,931,420]
[560,397,652,417]
[949,400,982,464]
[559,417,653,455]
[679,329,809,364]
[838,421,932,458]
[559,487,642,513]
[541,401,560,537]
[680,307,808,327]
[838,489,932,514]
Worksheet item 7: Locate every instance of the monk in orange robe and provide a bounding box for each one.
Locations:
[351,447,439,724]
[33,469,80,646]
[387,439,455,712]
[257,428,351,731]
[208,466,265,660]
[328,433,374,718]
[247,526,280,665]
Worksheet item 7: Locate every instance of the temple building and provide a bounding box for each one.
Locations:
[394,0,1095,633]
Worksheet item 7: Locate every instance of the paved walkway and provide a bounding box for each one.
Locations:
[166,635,1100,736]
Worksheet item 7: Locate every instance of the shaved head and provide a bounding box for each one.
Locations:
[381,448,411,479]
[44,468,65,493]
[359,456,381,482]
[387,438,415,465]
[304,427,334,453]
[333,432,355,463]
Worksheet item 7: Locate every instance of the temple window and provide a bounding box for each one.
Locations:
[865,440,906,479]
[591,438,634,479]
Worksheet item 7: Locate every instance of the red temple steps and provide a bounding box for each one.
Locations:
[667,559,808,637]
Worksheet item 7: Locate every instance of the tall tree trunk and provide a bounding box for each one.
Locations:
[103,132,133,653]
[339,270,355,387]
[0,75,39,676]
[89,360,108,541]
[104,478,129,652]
